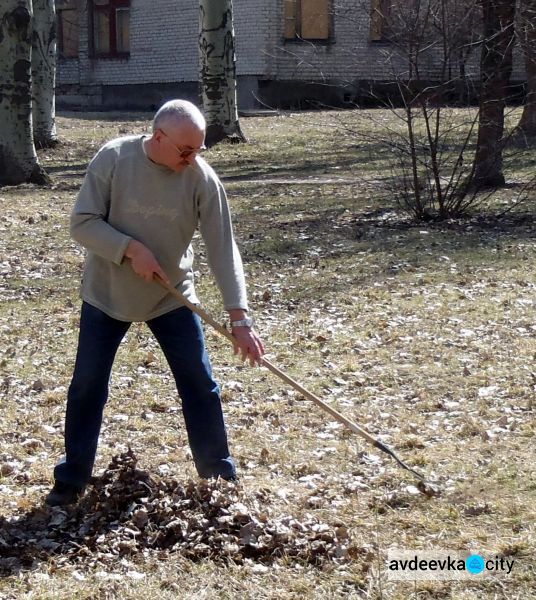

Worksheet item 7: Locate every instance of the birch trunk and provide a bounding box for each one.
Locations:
[473,0,516,188]
[514,0,536,141]
[32,0,57,147]
[199,0,246,147]
[0,0,48,185]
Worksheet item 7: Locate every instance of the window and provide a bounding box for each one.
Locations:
[370,0,392,42]
[57,2,79,58]
[284,0,332,41]
[91,0,131,57]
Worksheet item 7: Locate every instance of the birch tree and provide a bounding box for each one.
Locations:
[0,0,48,185]
[32,0,57,147]
[199,0,246,146]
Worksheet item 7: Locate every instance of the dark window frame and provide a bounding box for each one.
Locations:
[89,0,131,59]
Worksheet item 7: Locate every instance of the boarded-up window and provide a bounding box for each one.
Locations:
[302,0,330,39]
[370,0,391,41]
[91,0,131,57]
[284,0,331,40]
[284,0,297,38]
[57,4,79,58]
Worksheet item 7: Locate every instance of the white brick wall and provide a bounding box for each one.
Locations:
[234,0,273,76]
[270,0,524,83]
[58,0,268,88]
[76,0,197,85]
[57,59,80,85]
[272,1,475,83]
[57,1,526,94]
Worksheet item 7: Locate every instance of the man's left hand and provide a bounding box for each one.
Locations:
[231,327,265,366]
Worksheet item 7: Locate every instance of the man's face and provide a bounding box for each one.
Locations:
[154,123,206,172]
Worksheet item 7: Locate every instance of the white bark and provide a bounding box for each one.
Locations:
[32,0,57,147]
[0,0,47,185]
[199,0,246,146]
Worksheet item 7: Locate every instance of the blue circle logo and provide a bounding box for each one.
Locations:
[466,554,485,574]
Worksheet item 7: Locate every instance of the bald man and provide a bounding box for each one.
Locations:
[45,100,264,506]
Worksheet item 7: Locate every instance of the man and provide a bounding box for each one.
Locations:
[45,100,264,507]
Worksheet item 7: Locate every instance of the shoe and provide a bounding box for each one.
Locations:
[45,481,85,507]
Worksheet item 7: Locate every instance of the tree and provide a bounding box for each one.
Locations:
[31,0,57,147]
[472,0,516,187]
[356,0,485,220]
[0,0,48,185]
[199,0,246,146]
[514,0,536,142]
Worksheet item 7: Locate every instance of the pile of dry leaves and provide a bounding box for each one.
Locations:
[0,449,358,574]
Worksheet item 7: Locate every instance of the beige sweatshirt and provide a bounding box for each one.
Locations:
[70,135,248,322]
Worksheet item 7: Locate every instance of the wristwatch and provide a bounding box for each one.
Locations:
[230,317,254,328]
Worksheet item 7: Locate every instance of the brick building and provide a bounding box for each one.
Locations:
[55,1,526,110]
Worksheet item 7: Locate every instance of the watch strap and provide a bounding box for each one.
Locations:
[230,317,254,328]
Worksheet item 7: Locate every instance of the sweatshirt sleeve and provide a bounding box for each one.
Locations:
[70,149,132,265]
[197,176,248,312]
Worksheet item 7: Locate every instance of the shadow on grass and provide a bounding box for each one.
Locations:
[218,146,391,183]
[46,164,88,174]
[58,111,151,123]
[239,203,536,295]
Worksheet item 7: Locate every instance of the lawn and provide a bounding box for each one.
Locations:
[0,108,535,599]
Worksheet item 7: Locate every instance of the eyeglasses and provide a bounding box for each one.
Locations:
[158,129,206,159]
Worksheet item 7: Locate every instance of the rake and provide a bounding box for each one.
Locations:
[155,275,437,490]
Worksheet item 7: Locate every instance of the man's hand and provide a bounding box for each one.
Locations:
[231,326,265,366]
[124,239,169,283]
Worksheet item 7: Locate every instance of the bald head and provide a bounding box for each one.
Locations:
[153,100,206,134]
[145,99,206,173]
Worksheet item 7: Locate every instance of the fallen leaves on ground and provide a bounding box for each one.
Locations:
[0,449,360,575]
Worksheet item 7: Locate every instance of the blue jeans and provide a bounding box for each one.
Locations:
[54,302,236,487]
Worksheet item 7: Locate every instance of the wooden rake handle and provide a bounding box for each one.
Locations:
[153,274,428,483]
[154,275,377,444]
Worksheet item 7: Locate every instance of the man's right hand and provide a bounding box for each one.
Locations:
[124,239,169,283]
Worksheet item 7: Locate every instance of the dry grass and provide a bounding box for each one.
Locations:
[0,109,535,599]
